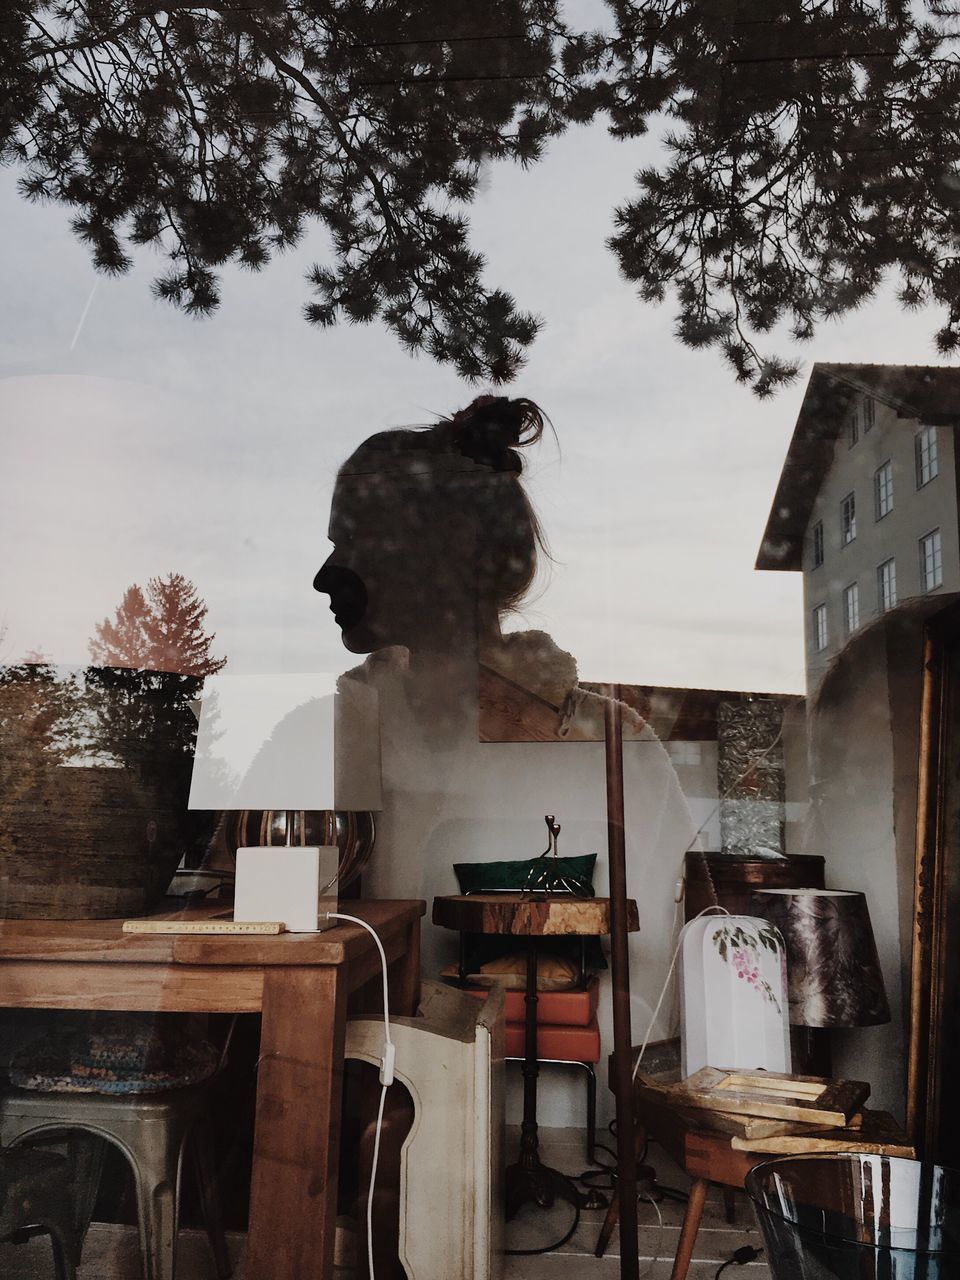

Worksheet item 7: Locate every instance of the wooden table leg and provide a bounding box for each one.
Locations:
[595,1122,648,1259]
[247,966,347,1280]
[670,1177,709,1280]
[387,916,421,1017]
[594,1187,620,1258]
[722,1185,737,1224]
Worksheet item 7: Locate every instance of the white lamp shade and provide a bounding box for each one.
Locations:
[187,672,381,812]
[680,914,791,1077]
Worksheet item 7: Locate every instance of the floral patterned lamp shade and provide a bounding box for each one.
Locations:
[680,915,792,1077]
[749,889,890,1029]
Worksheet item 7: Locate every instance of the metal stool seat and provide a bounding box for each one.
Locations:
[0,1081,231,1280]
[0,1145,78,1280]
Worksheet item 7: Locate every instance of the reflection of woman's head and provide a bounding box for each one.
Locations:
[314,395,549,653]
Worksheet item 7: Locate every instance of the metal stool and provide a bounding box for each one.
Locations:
[0,1145,78,1280]
[0,1082,230,1280]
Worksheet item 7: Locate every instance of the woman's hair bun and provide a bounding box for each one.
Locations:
[446,395,546,473]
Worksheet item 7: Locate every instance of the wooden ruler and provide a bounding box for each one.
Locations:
[122,919,285,935]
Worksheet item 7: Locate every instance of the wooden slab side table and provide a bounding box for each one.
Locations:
[432,894,639,1246]
[595,1085,916,1280]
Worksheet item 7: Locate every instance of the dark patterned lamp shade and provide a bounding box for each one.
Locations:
[750,889,890,1029]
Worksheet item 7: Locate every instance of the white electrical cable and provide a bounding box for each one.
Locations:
[325,912,395,1280]
[637,1185,665,1279]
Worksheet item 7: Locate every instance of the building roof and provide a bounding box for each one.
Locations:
[756,363,960,571]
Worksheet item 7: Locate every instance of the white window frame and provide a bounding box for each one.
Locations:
[916,426,939,488]
[813,603,828,652]
[841,491,856,545]
[843,582,860,635]
[874,460,893,520]
[877,558,897,613]
[920,528,943,593]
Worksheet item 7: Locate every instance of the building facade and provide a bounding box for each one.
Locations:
[757,364,960,693]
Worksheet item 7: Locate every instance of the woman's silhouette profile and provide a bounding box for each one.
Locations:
[314,394,547,661]
[314,394,697,1025]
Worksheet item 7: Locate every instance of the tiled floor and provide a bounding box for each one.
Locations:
[501,1127,771,1280]
[0,1127,772,1279]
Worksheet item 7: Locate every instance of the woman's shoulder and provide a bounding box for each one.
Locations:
[336,646,411,690]
[479,630,659,744]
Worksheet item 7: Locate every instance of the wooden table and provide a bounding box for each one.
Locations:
[595,1082,915,1280]
[433,894,638,1248]
[0,899,425,1280]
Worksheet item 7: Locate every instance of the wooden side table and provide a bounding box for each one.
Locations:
[595,1085,916,1280]
[0,899,424,1280]
[433,894,639,1246]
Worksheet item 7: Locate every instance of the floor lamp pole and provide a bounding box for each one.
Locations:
[604,685,639,1280]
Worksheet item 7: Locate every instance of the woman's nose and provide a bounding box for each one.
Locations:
[313,559,368,629]
[313,553,337,593]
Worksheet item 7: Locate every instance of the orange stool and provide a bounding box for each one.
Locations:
[465,979,602,1161]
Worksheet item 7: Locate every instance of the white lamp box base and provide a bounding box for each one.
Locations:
[234,846,340,933]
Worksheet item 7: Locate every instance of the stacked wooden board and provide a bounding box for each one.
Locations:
[636,1064,914,1156]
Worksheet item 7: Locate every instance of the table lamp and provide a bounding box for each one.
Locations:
[749,888,889,1075]
[188,672,381,931]
[680,913,791,1076]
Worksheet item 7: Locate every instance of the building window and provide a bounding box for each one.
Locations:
[916,425,939,487]
[849,397,875,444]
[812,520,824,569]
[920,529,943,592]
[813,603,828,652]
[841,492,856,545]
[874,461,893,520]
[878,558,897,612]
[843,582,860,635]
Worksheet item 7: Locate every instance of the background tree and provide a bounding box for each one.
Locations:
[89,572,227,678]
[0,657,85,862]
[599,0,960,394]
[5,3,960,394]
[0,657,84,768]
[86,573,226,860]
[2,1,585,381]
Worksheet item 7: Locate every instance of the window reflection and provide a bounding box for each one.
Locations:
[4,0,960,1269]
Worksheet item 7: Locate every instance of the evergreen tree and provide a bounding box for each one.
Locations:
[90,574,226,678]
[2,1,578,382]
[86,573,226,862]
[6,3,960,393]
[598,0,960,394]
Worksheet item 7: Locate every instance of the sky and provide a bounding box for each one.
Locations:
[0,55,949,696]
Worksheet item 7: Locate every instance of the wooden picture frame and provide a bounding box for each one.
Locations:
[906,603,960,1160]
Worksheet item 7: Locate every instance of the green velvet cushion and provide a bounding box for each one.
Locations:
[453,854,597,895]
